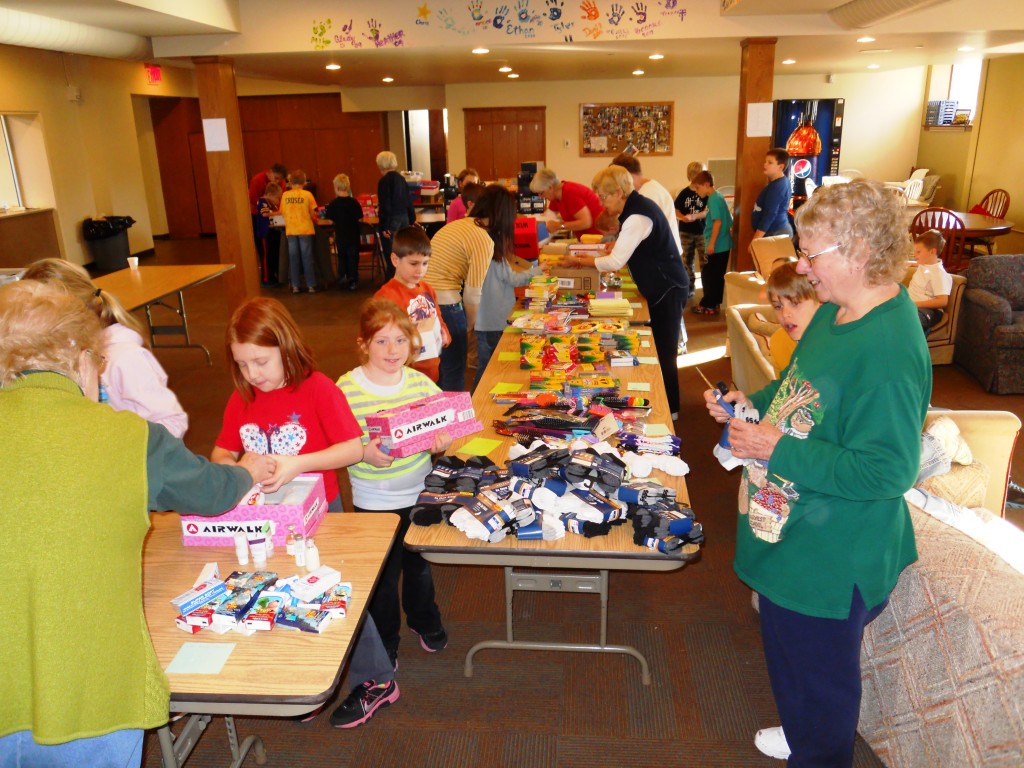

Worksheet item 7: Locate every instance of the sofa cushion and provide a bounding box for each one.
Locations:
[919,460,990,509]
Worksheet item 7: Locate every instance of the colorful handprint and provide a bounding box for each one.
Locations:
[580,0,599,21]
[630,1,647,23]
[547,0,565,21]
[607,3,625,25]
[493,3,510,27]
[468,0,485,21]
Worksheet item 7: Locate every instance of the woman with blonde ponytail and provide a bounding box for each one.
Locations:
[20,258,188,437]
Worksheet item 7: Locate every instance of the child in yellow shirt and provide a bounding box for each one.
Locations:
[766,261,820,376]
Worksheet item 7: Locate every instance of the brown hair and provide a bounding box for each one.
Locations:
[471,185,518,261]
[460,182,485,210]
[457,168,479,185]
[611,153,641,174]
[332,174,352,194]
[692,170,714,187]
[357,298,422,367]
[0,279,103,387]
[766,148,789,168]
[21,257,143,335]
[767,261,818,304]
[263,182,282,199]
[914,228,945,254]
[287,169,307,186]
[225,298,316,402]
[393,226,431,259]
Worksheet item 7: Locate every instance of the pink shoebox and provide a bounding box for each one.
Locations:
[364,392,483,458]
[180,473,327,548]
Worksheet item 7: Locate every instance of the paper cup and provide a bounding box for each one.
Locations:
[127,256,139,269]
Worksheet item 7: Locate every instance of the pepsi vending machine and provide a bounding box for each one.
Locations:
[773,98,845,209]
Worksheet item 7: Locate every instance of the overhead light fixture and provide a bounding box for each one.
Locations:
[325,63,341,71]
[472,47,489,54]
[860,48,893,54]
[632,69,645,75]
[382,76,394,83]
[648,53,664,60]
[782,59,797,65]
[857,36,875,43]
[498,65,512,72]
[958,45,975,52]
[867,64,880,69]
[507,73,519,78]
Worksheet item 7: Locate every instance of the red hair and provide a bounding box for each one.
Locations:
[225,297,316,402]
[357,298,422,366]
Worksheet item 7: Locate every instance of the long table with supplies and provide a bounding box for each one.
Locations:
[143,511,397,768]
[404,282,697,684]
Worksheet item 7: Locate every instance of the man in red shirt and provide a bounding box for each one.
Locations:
[529,168,605,236]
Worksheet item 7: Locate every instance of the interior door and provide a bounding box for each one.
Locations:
[187,133,217,235]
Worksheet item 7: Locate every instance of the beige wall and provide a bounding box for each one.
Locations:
[916,128,972,209]
[970,55,1024,227]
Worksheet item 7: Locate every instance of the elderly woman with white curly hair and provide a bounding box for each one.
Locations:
[705,178,931,767]
[376,150,417,278]
[0,279,274,767]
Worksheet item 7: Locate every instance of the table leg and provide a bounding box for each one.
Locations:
[157,714,211,768]
[224,716,267,767]
[464,567,652,685]
[144,290,212,365]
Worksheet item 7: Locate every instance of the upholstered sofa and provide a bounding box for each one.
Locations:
[954,254,1024,394]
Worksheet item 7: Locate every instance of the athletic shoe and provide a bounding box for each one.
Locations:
[348,280,359,292]
[299,704,324,723]
[754,726,791,760]
[415,627,449,652]
[291,286,300,294]
[329,680,399,729]
[308,287,317,294]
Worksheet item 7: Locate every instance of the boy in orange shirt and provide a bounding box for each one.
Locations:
[281,169,319,294]
[374,227,450,382]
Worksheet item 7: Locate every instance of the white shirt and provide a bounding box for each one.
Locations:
[908,262,952,303]
[639,179,682,254]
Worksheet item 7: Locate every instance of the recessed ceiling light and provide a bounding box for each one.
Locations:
[860,48,893,54]
[632,69,645,76]
[782,59,797,65]
[325,63,341,71]
[857,36,875,43]
[498,65,512,73]
[507,73,519,78]
[648,53,664,60]
[382,76,394,83]
[472,47,489,54]
[958,45,975,52]
[867,64,880,69]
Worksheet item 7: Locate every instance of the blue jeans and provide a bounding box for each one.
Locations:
[0,729,143,768]
[472,330,504,391]
[288,234,316,290]
[437,303,468,392]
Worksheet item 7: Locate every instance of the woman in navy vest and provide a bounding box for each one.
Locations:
[560,165,689,418]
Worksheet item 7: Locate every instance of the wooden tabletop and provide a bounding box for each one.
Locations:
[144,511,397,709]
[906,210,1015,239]
[94,264,235,311]
[405,288,694,566]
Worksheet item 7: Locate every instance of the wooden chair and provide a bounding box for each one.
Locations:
[910,207,967,272]
[966,189,1011,255]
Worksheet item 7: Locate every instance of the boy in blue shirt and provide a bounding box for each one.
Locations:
[751,148,793,239]
[691,170,733,315]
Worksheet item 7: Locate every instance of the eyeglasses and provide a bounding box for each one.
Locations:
[796,243,842,262]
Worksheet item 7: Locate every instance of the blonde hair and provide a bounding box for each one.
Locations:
[591,165,634,198]
[21,258,143,335]
[0,280,103,387]
[794,178,910,287]
[686,161,704,182]
[333,174,352,194]
[376,151,398,172]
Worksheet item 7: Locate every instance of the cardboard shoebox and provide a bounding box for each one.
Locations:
[364,392,483,459]
[180,474,326,548]
[550,265,602,293]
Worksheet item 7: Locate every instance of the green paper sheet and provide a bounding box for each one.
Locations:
[456,437,503,457]
[637,356,660,365]
[166,642,236,675]
[627,382,651,392]
[645,424,672,437]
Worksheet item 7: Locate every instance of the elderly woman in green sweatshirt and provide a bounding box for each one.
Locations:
[0,279,274,768]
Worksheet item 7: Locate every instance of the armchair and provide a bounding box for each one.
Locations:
[954,254,1024,394]
[902,265,966,365]
[723,235,795,309]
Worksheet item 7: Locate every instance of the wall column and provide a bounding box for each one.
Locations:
[733,37,777,272]
[193,56,258,306]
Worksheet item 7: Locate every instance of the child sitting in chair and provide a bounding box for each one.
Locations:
[908,229,952,335]
[766,261,820,376]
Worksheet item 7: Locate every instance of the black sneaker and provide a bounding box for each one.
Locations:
[415,627,448,652]
[1007,480,1024,510]
[329,680,399,729]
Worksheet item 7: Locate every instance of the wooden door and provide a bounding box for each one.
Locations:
[465,107,546,181]
[517,108,546,167]
[465,109,496,180]
[149,97,202,239]
[187,133,217,234]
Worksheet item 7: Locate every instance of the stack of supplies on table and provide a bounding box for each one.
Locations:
[510,309,577,334]
[523,275,559,311]
[171,567,354,636]
[408,444,703,555]
[588,294,633,317]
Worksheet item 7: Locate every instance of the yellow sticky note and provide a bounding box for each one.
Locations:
[637,356,660,365]
[645,423,672,437]
[456,437,503,457]
[636,328,653,336]
[623,291,638,298]
[641,340,651,348]
[489,382,521,394]
[497,351,519,362]
[627,382,651,392]
[510,310,528,317]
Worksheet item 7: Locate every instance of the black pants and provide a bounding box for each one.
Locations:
[354,504,443,655]
[648,285,685,416]
[700,250,730,308]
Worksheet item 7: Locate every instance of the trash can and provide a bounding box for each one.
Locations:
[83,216,136,271]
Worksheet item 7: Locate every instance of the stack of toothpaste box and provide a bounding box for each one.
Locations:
[171,563,354,636]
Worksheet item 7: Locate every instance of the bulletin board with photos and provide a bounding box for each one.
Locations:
[579,102,674,157]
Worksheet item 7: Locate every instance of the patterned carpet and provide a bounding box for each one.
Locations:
[135,242,891,766]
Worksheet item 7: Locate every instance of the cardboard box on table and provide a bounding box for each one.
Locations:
[550,265,602,293]
[180,474,327,548]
